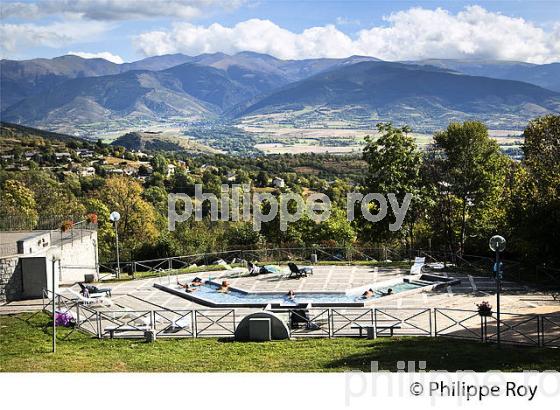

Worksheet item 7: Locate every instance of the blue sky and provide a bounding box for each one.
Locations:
[1,1,559,63]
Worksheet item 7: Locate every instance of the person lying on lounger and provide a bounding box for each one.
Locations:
[217,280,230,293]
[361,288,375,299]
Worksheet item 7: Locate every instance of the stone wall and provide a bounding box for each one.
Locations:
[0,255,22,302]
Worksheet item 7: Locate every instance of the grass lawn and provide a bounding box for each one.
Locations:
[1,313,559,372]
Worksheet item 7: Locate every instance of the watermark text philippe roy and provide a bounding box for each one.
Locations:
[168,184,412,232]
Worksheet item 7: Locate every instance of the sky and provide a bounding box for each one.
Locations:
[1,0,559,64]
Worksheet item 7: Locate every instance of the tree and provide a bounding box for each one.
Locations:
[143,186,169,214]
[507,115,560,265]
[315,207,356,246]
[255,171,269,187]
[151,154,169,175]
[224,222,264,247]
[0,180,38,229]
[427,121,510,255]
[523,115,560,194]
[361,123,423,247]
[97,176,158,259]
[82,198,113,262]
[14,169,85,224]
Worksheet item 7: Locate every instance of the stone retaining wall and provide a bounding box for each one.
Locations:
[0,255,22,302]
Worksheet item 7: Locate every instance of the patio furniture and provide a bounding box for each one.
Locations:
[410,257,426,274]
[351,323,402,339]
[288,262,313,279]
[104,324,151,338]
[290,309,310,328]
[68,288,113,306]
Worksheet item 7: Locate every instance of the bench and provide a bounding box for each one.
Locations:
[105,325,151,339]
[351,323,402,339]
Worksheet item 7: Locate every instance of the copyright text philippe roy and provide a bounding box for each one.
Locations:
[345,369,560,405]
[410,380,537,401]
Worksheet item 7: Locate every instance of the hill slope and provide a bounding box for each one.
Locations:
[111,131,222,154]
[237,61,560,130]
[410,59,560,92]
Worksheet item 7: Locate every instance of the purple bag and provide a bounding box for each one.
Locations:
[55,310,75,327]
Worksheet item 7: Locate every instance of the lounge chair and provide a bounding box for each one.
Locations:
[410,257,426,274]
[78,282,112,297]
[290,309,309,328]
[68,288,113,306]
[289,308,321,330]
[287,262,313,279]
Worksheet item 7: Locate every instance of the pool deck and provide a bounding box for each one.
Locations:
[1,264,559,315]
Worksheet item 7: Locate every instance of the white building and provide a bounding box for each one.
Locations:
[167,164,176,177]
[0,229,99,302]
[272,177,286,188]
[55,152,72,161]
[79,166,96,177]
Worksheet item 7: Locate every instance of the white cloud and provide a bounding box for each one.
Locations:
[0,21,111,54]
[135,19,358,59]
[67,50,124,64]
[134,6,560,63]
[1,0,245,21]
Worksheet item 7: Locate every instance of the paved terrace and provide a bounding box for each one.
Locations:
[0,265,551,315]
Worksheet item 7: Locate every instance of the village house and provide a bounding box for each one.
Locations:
[272,177,286,188]
[24,151,38,160]
[54,152,72,161]
[78,166,96,177]
[167,164,176,177]
[226,172,237,182]
[76,149,94,158]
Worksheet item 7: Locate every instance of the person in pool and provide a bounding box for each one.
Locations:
[380,288,393,297]
[191,277,204,286]
[217,280,230,293]
[176,279,198,293]
[287,290,296,301]
[361,288,375,299]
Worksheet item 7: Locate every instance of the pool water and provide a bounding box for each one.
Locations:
[169,281,423,307]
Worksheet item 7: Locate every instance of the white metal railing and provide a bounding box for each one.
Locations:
[40,289,560,347]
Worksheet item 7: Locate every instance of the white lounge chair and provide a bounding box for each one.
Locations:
[67,288,113,306]
[410,257,426,274]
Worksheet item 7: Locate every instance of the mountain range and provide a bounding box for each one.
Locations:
[1,52,559,134]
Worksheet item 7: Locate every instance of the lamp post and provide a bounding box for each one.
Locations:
[110,211,121,278]
[489,235,506,347]
[51,251,61,353]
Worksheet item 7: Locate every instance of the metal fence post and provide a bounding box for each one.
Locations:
[433,308,437,337]
[539,315,543,347]
[76,303,80,329]
[429,308,433,337]
[192,310,197,338]
[328,309,332,338]
[96,312,101,339]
